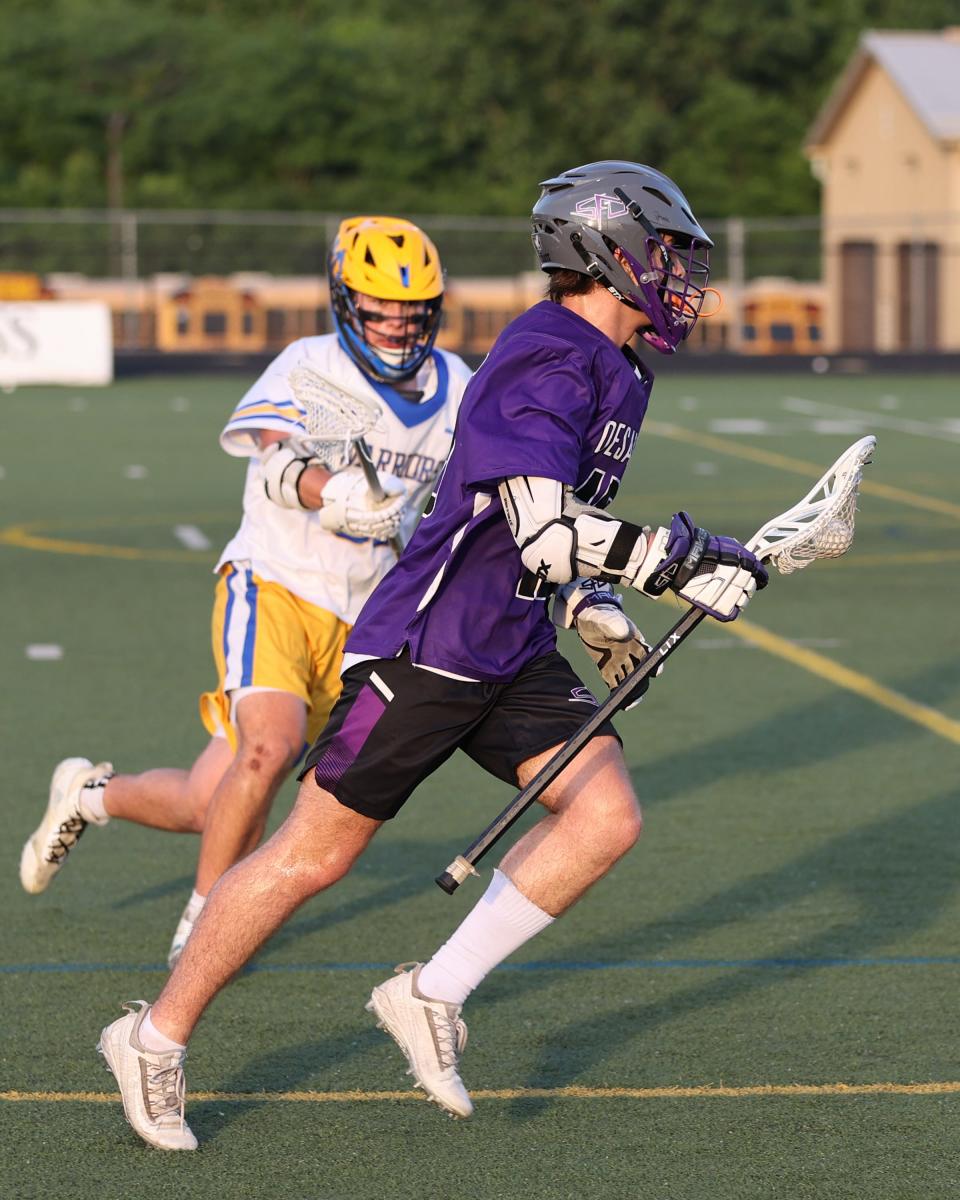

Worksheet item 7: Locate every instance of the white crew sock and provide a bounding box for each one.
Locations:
[140,1009,186,1054]
[418,869,555,1006]
[184,889,206,921]
[77,772,114,826]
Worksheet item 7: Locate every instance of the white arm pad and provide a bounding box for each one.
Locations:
[261,439,318,510]
[498,475,661,588]
[499,476,574,583]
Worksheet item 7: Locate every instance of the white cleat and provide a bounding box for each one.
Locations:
[20,757,113,894]
[366,962,473,1119]
[97,1001,197,1151]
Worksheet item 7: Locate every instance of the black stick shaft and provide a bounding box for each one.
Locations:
[435,604,708,893]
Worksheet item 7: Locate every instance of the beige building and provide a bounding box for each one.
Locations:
[805,29,960,353]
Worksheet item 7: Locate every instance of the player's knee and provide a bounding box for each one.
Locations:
[597,791,643,860]
[620,800,644,852]
[275,837,359,893]
[234,736,300,785]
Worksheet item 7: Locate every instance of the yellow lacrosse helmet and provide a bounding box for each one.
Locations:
[328,216,445,383]
[331,216,443,302]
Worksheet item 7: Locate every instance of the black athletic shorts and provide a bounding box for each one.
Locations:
[298,649,620,821]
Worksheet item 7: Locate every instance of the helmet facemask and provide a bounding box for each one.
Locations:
[613,233,711,354]
[333,285,443,384]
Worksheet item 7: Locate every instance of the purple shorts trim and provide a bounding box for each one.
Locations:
[310,683,385,793]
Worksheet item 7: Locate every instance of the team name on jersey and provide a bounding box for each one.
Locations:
[594,420,638,463]
[372,446,445,484]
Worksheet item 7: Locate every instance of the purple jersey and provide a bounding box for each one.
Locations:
[346,301,653,681]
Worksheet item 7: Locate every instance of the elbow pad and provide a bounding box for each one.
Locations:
[261,440,315,510]
[498,476,659,587]
[499,476,577,584]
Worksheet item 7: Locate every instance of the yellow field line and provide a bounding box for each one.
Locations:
[4,1081,959,1103]
[727,620,960,745]
[645,421,960,521]
[0,527,208,562]
[0,512,232,561]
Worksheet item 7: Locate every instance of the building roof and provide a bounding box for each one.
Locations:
[806,29,960,147]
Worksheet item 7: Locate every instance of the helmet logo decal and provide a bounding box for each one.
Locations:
[574,193,628,226]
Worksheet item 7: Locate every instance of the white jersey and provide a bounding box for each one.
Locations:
[217,335,471,623]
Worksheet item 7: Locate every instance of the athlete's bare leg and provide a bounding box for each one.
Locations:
[103,737,233,833]
[499,734,642,916]
[150,773,380,1044]
[193,690,306,895]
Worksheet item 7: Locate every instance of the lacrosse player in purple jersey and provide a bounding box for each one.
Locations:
[95,162,767,1149]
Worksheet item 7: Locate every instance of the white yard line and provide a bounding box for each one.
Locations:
[781,396,960,443]
[707,418,773,435]
[173,524,211,551]
[25,644,64,660]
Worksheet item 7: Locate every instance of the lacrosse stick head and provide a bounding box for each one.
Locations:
[747,435,876,574]
[287,365,383,469]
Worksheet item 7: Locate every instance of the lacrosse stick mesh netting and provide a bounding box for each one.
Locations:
[771,468,863,575]
[290,366,381,471]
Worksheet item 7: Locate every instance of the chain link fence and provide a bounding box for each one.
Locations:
[0,208,825,282]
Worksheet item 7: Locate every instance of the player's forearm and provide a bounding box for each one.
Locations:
[296,464,334,509]
[498,475,655,586]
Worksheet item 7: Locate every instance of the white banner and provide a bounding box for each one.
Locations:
[0,302,113,386]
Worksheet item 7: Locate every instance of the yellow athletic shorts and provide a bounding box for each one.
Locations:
[199,563,351,751]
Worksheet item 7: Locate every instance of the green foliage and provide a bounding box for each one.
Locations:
[1,0,957,218]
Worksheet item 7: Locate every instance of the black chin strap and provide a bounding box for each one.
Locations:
[568,230,645,312]
[612,187,660,240]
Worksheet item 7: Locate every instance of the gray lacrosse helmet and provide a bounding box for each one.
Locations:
[531,160,713,354]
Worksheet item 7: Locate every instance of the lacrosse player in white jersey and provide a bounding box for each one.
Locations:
[20,216,472,970]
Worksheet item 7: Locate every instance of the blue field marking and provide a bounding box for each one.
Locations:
[4,954,960,976]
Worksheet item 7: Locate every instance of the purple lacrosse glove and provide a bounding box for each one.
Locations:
[643,511,769,598]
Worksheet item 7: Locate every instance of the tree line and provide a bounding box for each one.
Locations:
[1,0,956,220]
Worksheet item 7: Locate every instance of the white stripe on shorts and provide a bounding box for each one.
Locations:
[369,672,394,702]
[222,565,257,692]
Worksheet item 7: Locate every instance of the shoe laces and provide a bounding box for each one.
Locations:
[45,815,86,865]
[143,1050,188,1128]
[431,1008,468,1069]
[393,962,468,1068]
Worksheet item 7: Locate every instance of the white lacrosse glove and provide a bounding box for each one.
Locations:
[554,579,662,704]
[318,465,408,540]
[261,438,321,511]
[636,512,769,622]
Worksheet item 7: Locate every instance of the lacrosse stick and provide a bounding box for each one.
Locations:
[436,435,877,893]
[288,364,405,557]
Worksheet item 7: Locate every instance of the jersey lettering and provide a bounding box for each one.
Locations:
[372,446,444,484]
[594,419,638,463]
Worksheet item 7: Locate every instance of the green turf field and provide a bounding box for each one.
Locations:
[2,370,959,1199]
